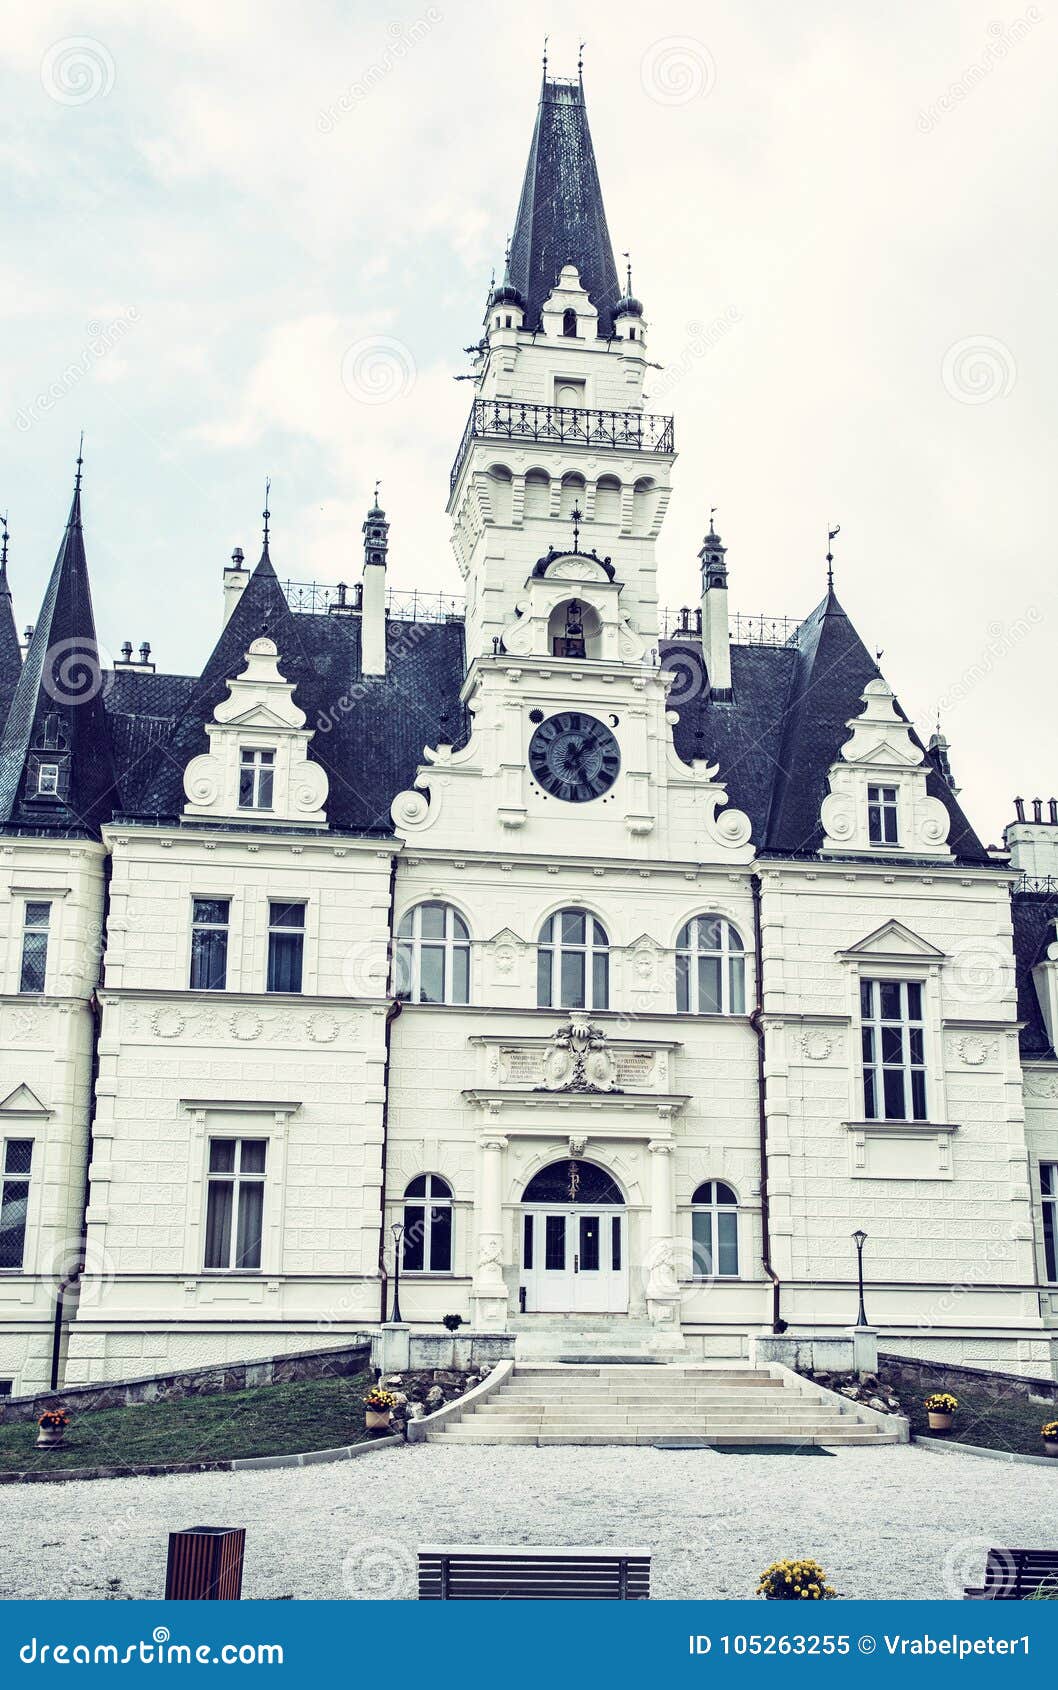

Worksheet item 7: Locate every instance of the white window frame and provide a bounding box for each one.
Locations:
[18,902,51,996]
[867,783,900,846]
[0,1137,34,1272]
[689,1181,741,1280]
[860,977,928,1122]
[537,908,610,1010]
[238,746,276,811]
[266,901,306,994]
[401,1174,454,1275]
[189,897,231,991]
[396,902,471,1005]
[36,763,60,797]
[676,915,747,1015]
[203,1136,267,1272]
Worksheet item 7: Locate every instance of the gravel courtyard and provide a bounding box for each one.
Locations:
[1,1442,1055,1602]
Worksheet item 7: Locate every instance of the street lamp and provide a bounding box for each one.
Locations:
[389,1222,405,1325]
[851,1229,868,1327]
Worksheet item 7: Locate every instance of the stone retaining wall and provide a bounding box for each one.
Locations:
[880,1351,1058,1407]
[0,1339,373,1425]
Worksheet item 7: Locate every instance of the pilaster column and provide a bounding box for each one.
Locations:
[644,1134,681,1331]
[471,1131,510,1331]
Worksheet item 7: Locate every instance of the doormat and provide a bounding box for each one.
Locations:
[708,1442,836,1457]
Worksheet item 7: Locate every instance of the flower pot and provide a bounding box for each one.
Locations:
[365,1409,392,1431]
[1044,1441,1058,1458]
[928,1411,953,1432]
[36,1424,65,1448]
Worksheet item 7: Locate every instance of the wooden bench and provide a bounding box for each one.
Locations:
[964,1549,1058,1599]
[418,1544,650,1600]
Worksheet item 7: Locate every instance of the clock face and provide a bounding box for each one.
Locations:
[528,711,621,803]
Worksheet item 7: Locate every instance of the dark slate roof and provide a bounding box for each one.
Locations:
[104,669,197,810]
[0,476,119,835]
[1013,890,1058,1060]
[508,78,622,337]
[0,546,21,733]
[124,548,468,832]
[661,589,990,865]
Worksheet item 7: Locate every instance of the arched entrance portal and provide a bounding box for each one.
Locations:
[520,1159,628,1314]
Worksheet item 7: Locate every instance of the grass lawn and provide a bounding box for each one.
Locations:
[0,1370,378,1476]
[899,1377,1057,1457]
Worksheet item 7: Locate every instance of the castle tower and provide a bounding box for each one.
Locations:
[448,71,676,660]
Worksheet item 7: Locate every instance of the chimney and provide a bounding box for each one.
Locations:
[1004,796,1058,879]
[223,545,248,627]
[698,514,731,698]
[360,488,389,677]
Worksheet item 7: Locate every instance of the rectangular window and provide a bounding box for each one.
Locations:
[0,1381,12,1397]
[238,748,275,810]
[19,903,51,995]
[266,902,304,993]
[189,898,230,990]
[544,1215,566,1271]
[861,978,927,1121]
[868,784,900,845]
[37,764,60,797]
[0,1140,33,1269]
[204,1138,266,1270]
[523,1214,534,1272]
[1043,1163,1057,1282]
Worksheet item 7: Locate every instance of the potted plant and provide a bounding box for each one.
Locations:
[364,1386,397,1431]
[925,1391,958,1431]
[756,1559,836,1601]
[1042,1420,1058,1457]
[36,1408,69,1449]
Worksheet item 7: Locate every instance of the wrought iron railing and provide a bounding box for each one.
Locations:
[1016,874,1058,896]
[658,607,799,646]
[281,579,465,623]
[450,398,676,493]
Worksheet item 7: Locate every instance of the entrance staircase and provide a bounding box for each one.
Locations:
[429,1363,902,1447]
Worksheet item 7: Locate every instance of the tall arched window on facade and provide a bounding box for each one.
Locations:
[402,1174,453,1273]
[676,916,746,1015]
[691,1181,739,1278]
[396,902,470,1004]
[562,307,578,337]
[538,909,609,1010]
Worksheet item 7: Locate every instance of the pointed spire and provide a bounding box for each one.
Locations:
[508,61,621,335]
[826,523,840,594]
[0,452,118,833]
[261,477,271,562]
[0,513,22,735]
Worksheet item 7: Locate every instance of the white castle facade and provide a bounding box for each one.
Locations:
[1,75,1057,1397]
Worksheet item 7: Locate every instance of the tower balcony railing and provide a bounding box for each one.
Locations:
[450,398,676,493]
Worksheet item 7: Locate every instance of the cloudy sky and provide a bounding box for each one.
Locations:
[2,0,1054,843]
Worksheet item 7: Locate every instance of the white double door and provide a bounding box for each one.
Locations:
[522,1206,628,1314]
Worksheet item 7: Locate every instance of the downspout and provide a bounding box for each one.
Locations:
[749,872,783,1333]
[376,852,401,1323]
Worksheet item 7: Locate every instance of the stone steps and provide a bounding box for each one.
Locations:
[427,1361,900,1448]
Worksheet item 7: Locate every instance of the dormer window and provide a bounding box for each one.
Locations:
[239,748,275,811]
[36,764,59,797]
[868,784,899,845]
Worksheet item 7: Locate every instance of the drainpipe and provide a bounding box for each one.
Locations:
[376,853,401,1323]
[749,872,783,1333]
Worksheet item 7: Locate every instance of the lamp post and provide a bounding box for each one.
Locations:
[851,1229,868,1327]
[389,1222,405,1325]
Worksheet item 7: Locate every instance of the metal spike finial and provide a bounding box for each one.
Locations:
[826,522,840,591]
[262,477,271,550]
[75,431,84,492]
[708,505,718,538]
[0,512,8,572]
[578,39,585,81]
[570,502,582,553]
[542,33,548,77]
[373,477,382,508]
[622,250,633,295]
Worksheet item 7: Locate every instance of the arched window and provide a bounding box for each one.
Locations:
[402,1174,452,1273]
[396,902,470,1004]
[691,1181,739,1278]
[676,916,746,1014]
[522,1160,624,1205]
[562,308,578,337]
[538,909,609,1010]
